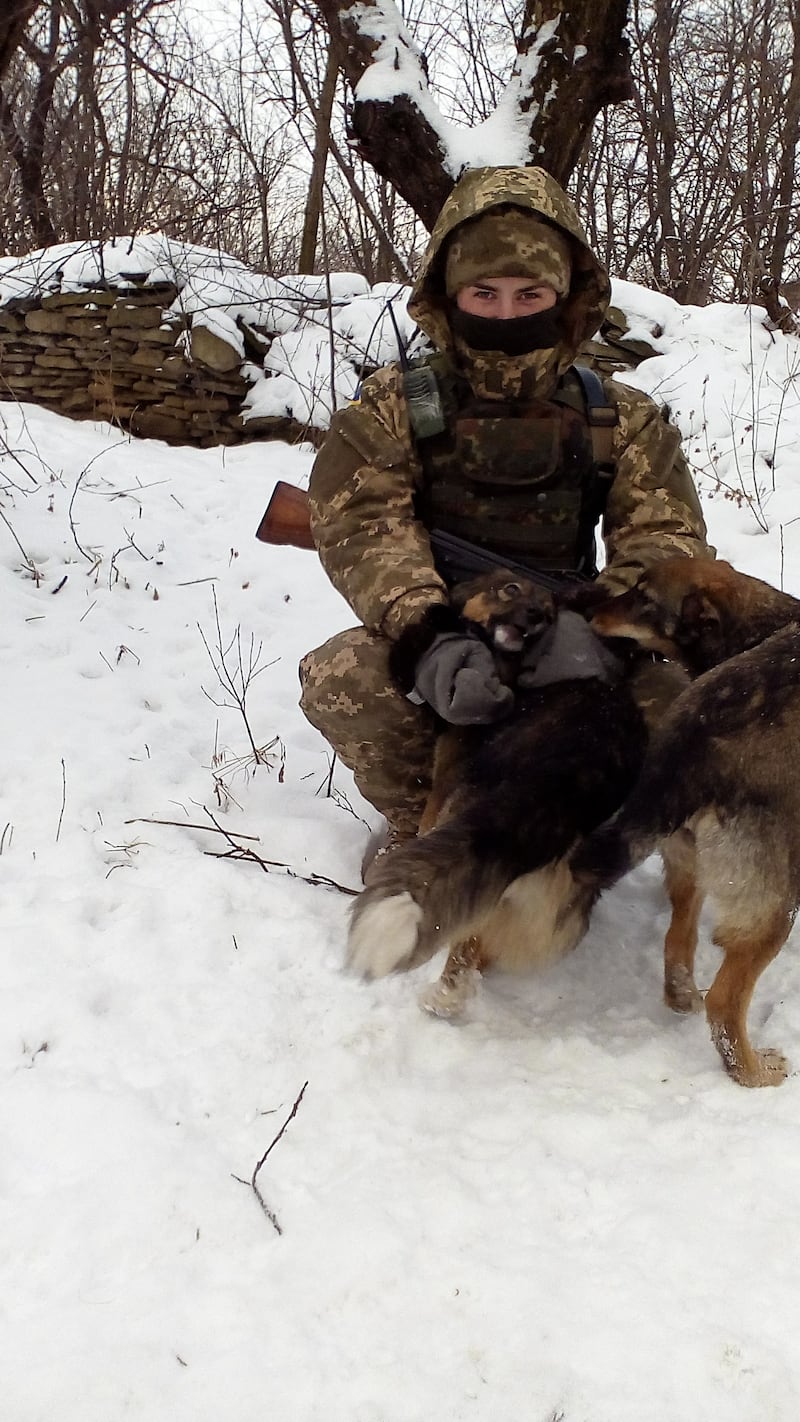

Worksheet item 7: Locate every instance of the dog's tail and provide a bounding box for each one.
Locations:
[571,741,704,891]
[347,820,517,978]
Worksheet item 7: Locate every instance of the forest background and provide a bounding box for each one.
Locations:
[3,0,800,322]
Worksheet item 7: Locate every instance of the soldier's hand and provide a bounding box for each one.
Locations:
[411,632,514,725]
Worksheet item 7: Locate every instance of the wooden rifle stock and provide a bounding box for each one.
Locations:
[255,480,315,550]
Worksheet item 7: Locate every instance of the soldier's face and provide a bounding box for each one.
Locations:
[455,277,558,319]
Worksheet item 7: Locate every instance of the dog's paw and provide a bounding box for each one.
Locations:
[710,1021,790,1087]
[418,970,478,1019]
[733,1047,790,1088]
[346,891,422,978]
[664,966,703,1014]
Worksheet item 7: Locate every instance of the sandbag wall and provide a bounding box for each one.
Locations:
[0,284,306,447]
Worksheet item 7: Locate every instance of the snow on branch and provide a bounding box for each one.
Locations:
[316,0,632,226]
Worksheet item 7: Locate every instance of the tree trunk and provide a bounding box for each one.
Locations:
[0,0,61,247]
[518,0,633,185]
[298,36,340,273]
[771,0,800,283]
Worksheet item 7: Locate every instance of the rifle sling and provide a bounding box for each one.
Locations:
[429,528,588,593]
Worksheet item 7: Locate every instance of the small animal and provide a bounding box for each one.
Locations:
[347,567,647,1017]
[573,555,800,1087]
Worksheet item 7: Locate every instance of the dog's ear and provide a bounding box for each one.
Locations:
[680,589,722,631]
[678,589,724,655]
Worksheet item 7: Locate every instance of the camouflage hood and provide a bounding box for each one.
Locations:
[407,167,611,386]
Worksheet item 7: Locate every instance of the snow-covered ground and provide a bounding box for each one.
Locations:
[4,283,800,1421]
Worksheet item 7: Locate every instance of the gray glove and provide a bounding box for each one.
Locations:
[518,610,625,689]
[411,632,514,725]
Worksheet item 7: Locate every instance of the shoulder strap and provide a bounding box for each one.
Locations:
[558,365,619,578]
[566,365,617,470]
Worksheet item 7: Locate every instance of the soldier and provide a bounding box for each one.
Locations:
[299,166,709,863]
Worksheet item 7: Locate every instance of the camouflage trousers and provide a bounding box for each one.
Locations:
[299,628,438,833]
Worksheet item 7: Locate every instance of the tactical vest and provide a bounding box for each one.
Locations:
[407,357,617,576]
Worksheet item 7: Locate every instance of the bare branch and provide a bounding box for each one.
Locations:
[233,1080,309,1235]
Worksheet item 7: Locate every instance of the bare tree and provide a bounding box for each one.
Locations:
[298,33,338,272]
[0,0,166,248]
[0,0,64,245]
[576,0,800,305]
[313,0,633,228]
[0,2,40,82]
[0,0,301,263]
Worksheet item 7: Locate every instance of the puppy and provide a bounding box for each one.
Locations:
[415,569,557,833]
[573,556,800,1087]
[347,567,647,1016]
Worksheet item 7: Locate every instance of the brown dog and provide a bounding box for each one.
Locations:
[574,556,800,1087]
[348,568,648,1016]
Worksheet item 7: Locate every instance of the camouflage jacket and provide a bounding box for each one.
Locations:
[309,167,709,640]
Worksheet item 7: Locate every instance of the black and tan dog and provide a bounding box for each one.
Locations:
[347,568,648,1016]
[573,556,800,1087]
